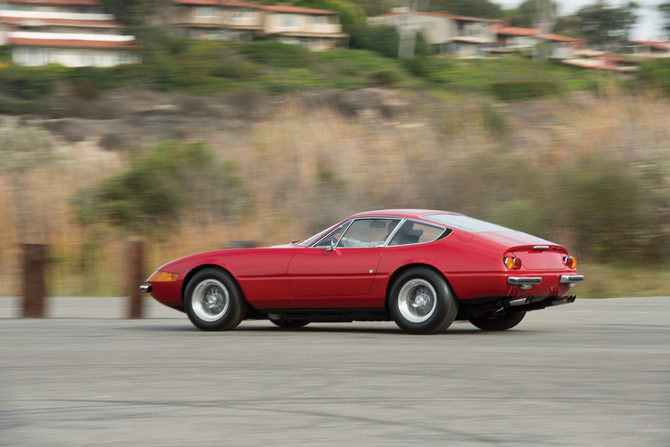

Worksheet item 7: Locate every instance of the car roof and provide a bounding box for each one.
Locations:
[350,209,462,221]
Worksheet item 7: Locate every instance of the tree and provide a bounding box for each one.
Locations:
[507,0,558,29]
[660,2,670,40]
[262,0,366,33]
[575,1,638,49]
[428,0,501,18]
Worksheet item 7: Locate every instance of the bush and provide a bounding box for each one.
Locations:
[490,80,562,101]
[554,156,654,262]
[66,66,121,90]
[0,66,60,99]
[78,141,249,231]
[242,41,311,68]
[350,25,400,59]
[639,58,670,96]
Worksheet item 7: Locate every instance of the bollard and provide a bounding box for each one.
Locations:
[127,240,144,319]
[22,244,47,318]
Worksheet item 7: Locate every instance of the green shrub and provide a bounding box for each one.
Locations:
[78,141,249,231]
[639,58,670,96]
[349,25,400,59]
[66,66,121,90]
[490,80,562,101]
[0,66,60,99]
[554,156,653,262]
[242,41,311,68]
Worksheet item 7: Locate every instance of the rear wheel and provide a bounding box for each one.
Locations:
[389,267,458,334]
[469,311,526,331]
[270,319,309,328]
[185,268,247,331]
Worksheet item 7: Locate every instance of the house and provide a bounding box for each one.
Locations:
[493,24,583,58]
[0,0,139,67]
[368,9,496,57]
[622,41,670,58]
[162,0,346,51]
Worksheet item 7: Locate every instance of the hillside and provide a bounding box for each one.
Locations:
[1,72,669,298]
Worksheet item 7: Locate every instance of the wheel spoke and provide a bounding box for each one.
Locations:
[192,279,229,322]
[398,279,437,323]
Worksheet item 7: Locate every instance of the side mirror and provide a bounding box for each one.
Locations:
[326,239,337,251]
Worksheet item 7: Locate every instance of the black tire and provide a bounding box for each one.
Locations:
[388,267,458,334]
[184,268,247,331]
[469,311,526,331]
[270,319,309,328]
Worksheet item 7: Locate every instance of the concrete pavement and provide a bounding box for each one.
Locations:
[1,296,669,446]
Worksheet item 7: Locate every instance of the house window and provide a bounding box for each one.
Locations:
[118,51,136,64]
[282,14,298,28]
[80,51,96,66]
[195,7,217,18]
[25,48,52,66]
[312,15,327,24]
[232,10,254,19]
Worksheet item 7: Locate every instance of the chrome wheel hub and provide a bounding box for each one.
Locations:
[398,279,437,323]
[192,279,229,322]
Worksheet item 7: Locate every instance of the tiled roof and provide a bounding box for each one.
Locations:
[174,0,258,7]
[496,26,536,36]
[3,0,102,5]
[259,4,337,14]
[539,33,580,43]
[374,11,494,22]
[0,16,121,27]
[174,0,338,14]
[8,37,137,48]
[630,40,670,50]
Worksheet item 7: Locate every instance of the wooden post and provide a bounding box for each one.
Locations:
[127,240,144,319]
[22,244,47,318]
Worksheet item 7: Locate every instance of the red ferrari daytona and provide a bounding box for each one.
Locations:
[142,209,584,334]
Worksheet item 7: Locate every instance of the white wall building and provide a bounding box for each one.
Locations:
[368,10,496,57]
[0,0,139,67]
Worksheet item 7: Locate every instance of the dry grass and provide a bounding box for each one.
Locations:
[1,91,670,297]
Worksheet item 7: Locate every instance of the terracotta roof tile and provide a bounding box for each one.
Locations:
[8,37,137,49]
[0,16,121,27]
[4,0,102,6]
[496,26,536,36]
[374,11,494,22]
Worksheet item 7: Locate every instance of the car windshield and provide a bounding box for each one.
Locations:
[422,213,512,233]
[297,221,350,246]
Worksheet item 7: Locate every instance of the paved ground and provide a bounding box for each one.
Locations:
[1,296,669,446]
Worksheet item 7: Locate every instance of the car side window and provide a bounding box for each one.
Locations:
[313,221,351,247]
[338,219,401,248]
[388,221,445,246]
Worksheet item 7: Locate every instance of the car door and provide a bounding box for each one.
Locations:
[288,218,401,297]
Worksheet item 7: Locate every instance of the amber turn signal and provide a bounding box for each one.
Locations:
[147,271,179,282]
[504,257,522,270]
[565,256,577,269]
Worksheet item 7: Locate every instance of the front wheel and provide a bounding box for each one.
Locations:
[185,268,247,331]
[469,311,526,331]
[388,267,458,334]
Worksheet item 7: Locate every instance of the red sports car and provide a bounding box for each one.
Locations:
[142,210,584,334]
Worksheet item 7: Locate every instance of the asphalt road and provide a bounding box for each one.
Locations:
[1,296,669,446]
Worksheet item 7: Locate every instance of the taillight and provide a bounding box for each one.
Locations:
[565,256,577,269]
[504,257,522,269]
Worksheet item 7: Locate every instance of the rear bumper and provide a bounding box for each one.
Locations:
[559,275,585,284]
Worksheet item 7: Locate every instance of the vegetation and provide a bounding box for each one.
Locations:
[1,90,670,297]
[77,141,249,233]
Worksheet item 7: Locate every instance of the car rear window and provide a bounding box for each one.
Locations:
[422,213,512,233]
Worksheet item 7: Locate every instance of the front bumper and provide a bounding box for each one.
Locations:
[139,284,152,293]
